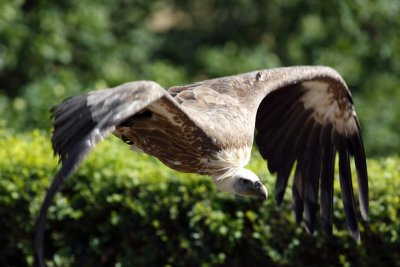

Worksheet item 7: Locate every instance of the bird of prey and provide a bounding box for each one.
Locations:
[35,66,368,266]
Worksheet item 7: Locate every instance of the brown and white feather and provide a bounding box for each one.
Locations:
[35,66,369,267]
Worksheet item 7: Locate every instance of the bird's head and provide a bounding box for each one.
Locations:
[213,168,268,199]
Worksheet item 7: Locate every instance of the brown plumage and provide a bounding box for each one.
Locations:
[35,66,368,267]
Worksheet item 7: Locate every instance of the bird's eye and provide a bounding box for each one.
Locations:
[239,178,250,185]
[121,135,133,145]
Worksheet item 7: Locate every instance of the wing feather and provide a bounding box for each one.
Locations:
[36,66,370,267]
[292,162,304,224]
[35,81,169,267]
[273,104,312,205]
[320,143,336,237]
[255,84,304,132]
[168,66,368,239]
[337,134,360,240]
[265,103,305,172]
[168,66,369,239]
[302,124,322,233]
[253,66,368,239]
[351,119,369,220]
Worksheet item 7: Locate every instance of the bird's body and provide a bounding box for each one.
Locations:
[35,66,369,267]
[114,96,228,176]
[113,67,357,181]
[113,81,255,178]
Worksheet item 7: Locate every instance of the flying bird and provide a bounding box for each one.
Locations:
[35,66,368,266]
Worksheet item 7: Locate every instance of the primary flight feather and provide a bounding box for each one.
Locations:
[35,66,368,266]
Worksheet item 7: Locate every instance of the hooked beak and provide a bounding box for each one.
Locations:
[254,181,268,200]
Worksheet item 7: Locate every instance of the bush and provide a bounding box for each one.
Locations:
[0,130,399,267]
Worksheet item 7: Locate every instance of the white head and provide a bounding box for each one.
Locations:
[213,168,268,199]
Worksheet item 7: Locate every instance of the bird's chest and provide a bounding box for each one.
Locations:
[114,115,220,174]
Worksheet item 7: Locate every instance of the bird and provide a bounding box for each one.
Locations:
[35,66,368,267]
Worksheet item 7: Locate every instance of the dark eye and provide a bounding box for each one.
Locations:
[239,178,250,185]
[121,135,133,145]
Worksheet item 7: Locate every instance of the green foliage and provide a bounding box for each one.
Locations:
[0,2,398,266]
[0,0,399,156]
[1,130,399,267]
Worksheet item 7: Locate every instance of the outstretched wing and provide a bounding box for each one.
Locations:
[35,81,174,267]
[253,66,368,240]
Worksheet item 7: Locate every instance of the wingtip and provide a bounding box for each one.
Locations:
[304,220,315,234]
[361,208,369,222]
[350,229,361,242]
[275,191,284,206]
[294,210,303,225]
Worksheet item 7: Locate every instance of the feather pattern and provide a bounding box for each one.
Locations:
[254,69,368,239]
[36,66,368,267]
[36,81,185,267]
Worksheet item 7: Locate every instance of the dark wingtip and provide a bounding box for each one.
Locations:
[34,143,91,267]
[292,190,303,225]
[304,200,317,234]
[34,170,66,267]
[361,212,369,222]
[352,118,369,221]
[305,220,315,234]
[275,191,284,206]
[350,229,361,242]
[320,143,335,240]
[293,205,303,225]
[274,161,294,207]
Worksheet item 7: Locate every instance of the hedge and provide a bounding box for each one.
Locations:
[0,129,399,267]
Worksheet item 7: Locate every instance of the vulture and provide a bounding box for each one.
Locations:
[35,66,368,266]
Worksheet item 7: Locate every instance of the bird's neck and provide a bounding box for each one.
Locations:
[207,146,251,180]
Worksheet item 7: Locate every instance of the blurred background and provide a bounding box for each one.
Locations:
[0,0,399,266]
[1,0,399,156]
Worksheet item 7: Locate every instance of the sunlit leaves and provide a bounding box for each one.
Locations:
[0,130,399,266]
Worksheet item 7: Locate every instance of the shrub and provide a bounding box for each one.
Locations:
[0,130,399,267]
